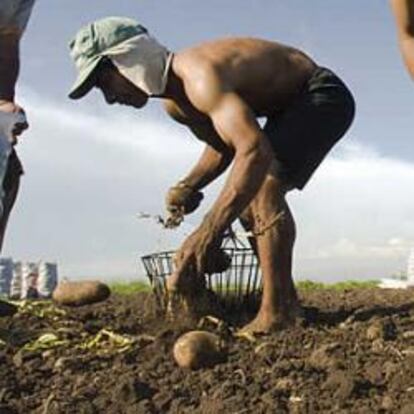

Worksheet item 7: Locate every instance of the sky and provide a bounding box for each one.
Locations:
[3,0,414,283]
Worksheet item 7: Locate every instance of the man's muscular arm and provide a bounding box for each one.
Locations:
[200,93,273,238]
[181,123,234,191]
[184,64,274,239]
[391,0,414,79]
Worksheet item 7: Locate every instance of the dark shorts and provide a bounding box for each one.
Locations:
[3,149,23,193]
[264,67,355,190]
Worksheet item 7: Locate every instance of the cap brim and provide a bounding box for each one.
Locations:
[68,57,103,100]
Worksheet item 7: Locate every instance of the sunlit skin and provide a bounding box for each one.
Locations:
[390,0,414,79]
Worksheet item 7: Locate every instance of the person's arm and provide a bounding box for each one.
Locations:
[0,0,35,111]
[390,0,414,79]
[180,123,234,191]
[171,83,273,274]
[182,62,273,237]
[198,92,273,238]
[0,30,20,105]
[165,140,231,217]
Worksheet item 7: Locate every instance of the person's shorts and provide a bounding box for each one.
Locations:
[3,150,23,192]
[264,67,355,190]
[0,0,35,34]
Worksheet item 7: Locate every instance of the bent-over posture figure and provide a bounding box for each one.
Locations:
[69,17,355,333]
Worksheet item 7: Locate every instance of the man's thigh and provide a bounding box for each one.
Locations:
[264,70,355,190]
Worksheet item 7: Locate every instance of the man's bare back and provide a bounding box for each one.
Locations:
[164,38,317,126]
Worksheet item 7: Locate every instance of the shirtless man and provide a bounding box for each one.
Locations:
[391,0,414,78]
[69,17,355,333]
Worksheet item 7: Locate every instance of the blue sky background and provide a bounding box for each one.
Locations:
[4,0,414,282]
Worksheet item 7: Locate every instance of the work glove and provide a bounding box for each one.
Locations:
[166,181,204,215]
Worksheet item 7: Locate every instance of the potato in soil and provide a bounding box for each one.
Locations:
[52,280,110,306]
[173,330,225,369]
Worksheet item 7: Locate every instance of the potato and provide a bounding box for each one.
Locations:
[52,280,110,306]
[173,330,225,369]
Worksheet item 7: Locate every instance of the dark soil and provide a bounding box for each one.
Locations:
[2,287,414,413]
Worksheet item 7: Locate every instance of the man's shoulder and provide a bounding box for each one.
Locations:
[173,48,224,95]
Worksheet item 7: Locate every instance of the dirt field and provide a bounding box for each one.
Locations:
[2,287,414,413]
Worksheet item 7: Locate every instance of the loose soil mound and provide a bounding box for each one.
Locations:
[2,288,414,413]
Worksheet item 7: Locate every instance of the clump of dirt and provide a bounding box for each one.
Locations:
[2,287,414,413]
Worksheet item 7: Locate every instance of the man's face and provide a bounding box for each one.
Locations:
[94,61,149,108]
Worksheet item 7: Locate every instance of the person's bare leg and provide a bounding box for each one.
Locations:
[239,164,299,334]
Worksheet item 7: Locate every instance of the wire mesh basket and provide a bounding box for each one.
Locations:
[141,234,262,312]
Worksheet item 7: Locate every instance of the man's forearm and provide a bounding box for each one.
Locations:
[181,145,233,190]
[0,33,20,101]
[200,140,273,238]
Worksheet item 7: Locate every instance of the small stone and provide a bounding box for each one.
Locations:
[153,391,173,412]
[12,350,39,368]
[366,319,397,341]
[381,396,393,411]
[402,330,414,339]
[323,370,355,401]
[366,323,383,341]
[383,362,399,381]
[308,343,341,371]
[364,363,383,385]
[275,378,295,391]
[371,339,384,353]
[42,350,54,359]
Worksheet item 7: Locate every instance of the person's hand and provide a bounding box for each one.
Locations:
[166,181,204,215]
[0,100,29,143]
[173,227,220,278]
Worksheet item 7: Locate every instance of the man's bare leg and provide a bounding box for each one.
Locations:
[239,164,299,334]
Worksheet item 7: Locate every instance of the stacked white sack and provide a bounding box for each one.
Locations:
[21,262,39,299]
[0,257,13,297]
[10,261,22,299]
[37,262,58,298]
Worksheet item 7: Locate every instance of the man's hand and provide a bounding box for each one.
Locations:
[0,100,28,143]
[166,181,204,215]
[171,224,219,283]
